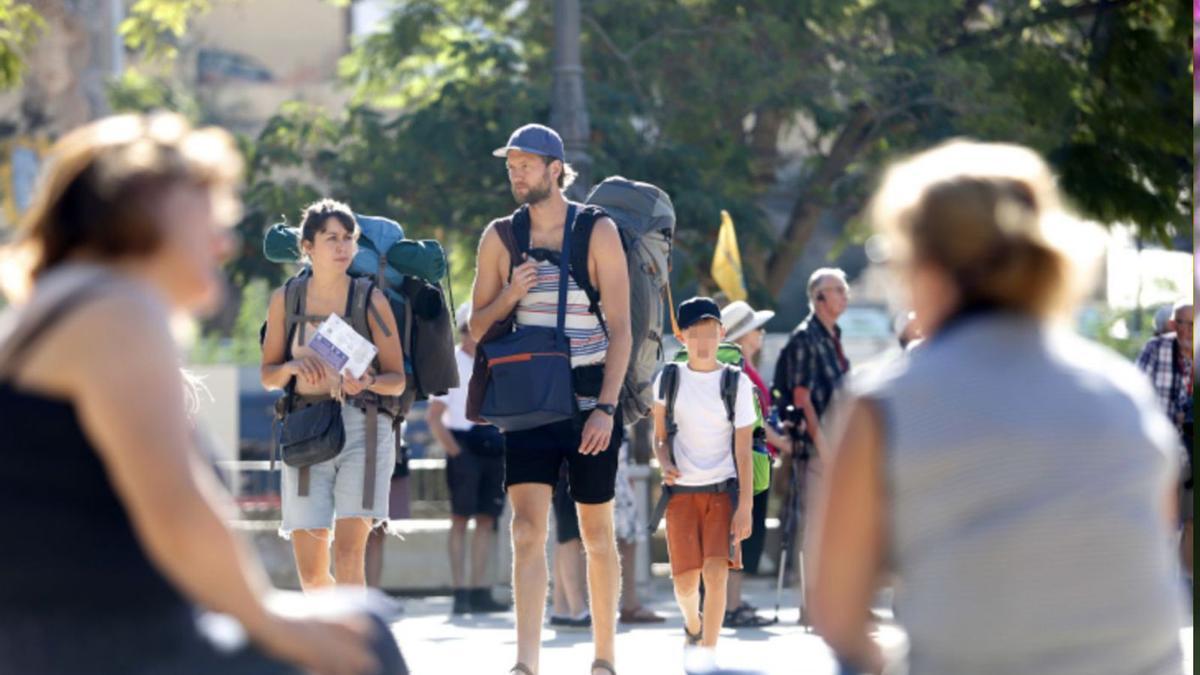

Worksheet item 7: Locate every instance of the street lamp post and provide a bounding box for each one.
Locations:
[550,0,592,200]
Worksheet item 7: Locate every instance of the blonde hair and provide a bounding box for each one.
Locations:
[870,139,1101,318]
[6,113,241,297]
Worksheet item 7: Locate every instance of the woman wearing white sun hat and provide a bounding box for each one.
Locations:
[719,300,794,628]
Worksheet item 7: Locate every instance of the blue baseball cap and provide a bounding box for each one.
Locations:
[677,296,723,330]
[492,124,565,162]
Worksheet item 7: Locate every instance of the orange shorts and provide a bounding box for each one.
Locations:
[665,491,742,576]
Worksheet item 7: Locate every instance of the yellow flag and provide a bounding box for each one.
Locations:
[711,209,748,302]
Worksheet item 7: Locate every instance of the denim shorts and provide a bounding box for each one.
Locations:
[280,404,396,537]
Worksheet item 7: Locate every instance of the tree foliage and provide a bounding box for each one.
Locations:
[119,0,212,62]
[0,0,43,89]
[265,0,1190,302]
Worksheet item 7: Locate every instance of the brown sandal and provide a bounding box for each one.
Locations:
[684,624,702,646]
[618,605,665,624]
[591,659,616,675]
[510,665,535,675]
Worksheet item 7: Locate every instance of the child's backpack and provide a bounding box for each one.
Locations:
[671,342,773,495]
[261,213,459,416]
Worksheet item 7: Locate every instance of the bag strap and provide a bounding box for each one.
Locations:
[720,365,741,483]
[0,281,114,382]
[369,258,390,337]
[646,362,681,536]
[554,204,577,335]
[659,363,680,468]
[350,276,388,340]
[510,205,578,333]
[566,206,608,338]
[494,215,524,298]
[362,403,378,510]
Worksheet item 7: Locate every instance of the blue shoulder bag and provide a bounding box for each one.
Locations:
[478,205,579,431]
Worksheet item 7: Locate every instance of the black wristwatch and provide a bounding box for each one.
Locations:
[594,403,616,417]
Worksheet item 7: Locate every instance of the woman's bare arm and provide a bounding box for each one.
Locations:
[64,294,277,638]
[260,287,296,391]
[468,224,527,342]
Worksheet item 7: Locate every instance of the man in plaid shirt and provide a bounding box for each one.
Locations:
[1135,299,1192,584]
[1136,301,1193,427]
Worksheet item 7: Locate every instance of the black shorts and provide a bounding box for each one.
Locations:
[446,430,506,519]
[503,408,623,505]
[553,468,581,543]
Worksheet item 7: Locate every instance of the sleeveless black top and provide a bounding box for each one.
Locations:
[0,284,188,618]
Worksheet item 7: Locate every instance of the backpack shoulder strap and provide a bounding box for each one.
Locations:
[659,363,681,464]
[720,365,740,424]
[493,212,524,282]
[568,205,603,292]
[279,274,309,414]
[350,277,389,340]
[721,365,741,480]
[0,281,115,381]
[568,204,607,336]
[283,274,308,358]
[507,207,531,277]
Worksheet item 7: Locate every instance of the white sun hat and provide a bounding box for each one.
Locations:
[721,300,775,342]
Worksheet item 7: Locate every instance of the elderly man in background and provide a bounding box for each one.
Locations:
[1136,300,1193,585]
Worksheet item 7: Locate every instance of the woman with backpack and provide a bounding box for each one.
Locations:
[718,300,791,628]
[0,113,403,674]
[261,199,406,591]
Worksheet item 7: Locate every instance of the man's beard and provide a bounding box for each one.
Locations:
[513,180,552,206]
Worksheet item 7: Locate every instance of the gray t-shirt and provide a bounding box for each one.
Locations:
[849,313,1184,675]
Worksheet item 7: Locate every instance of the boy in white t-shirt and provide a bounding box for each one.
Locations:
[653,296,755,649]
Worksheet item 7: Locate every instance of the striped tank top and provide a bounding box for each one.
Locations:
[515,258,608,408]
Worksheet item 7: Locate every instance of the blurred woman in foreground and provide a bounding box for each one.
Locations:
[0,113,403,674]
[810,140,1185,675]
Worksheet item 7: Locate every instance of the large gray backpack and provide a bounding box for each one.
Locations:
[581,176,677,424]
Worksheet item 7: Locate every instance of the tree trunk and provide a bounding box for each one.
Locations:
[748,107,783,188]
[764,104,875,296]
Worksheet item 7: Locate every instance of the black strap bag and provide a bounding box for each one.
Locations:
[279,400,345,470]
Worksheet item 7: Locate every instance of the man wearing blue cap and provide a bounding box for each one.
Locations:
[468,124,632,675]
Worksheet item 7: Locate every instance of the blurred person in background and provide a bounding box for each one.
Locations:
[720,300,790,628]
[895,311,924,351]
[549,466,591,631]
[614,439,665,625]
[770,268,851,594]
[810,140,1186,675]
[365,421,412,591]
[1153,304,1175,337]
[1137,300,1193,586]
[427,303,509,614]
[0,113,403,674]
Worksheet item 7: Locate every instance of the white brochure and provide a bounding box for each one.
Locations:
[307,313,377,379]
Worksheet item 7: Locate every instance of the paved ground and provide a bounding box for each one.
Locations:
[387,576,1193,674]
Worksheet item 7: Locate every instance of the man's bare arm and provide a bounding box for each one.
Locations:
[591,217,631,405]
[468,224,520,342]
